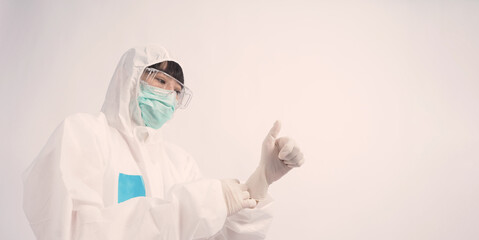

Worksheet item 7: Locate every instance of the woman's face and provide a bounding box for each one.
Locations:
[141,70,182,95]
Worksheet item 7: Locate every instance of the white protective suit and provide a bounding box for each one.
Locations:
[23,46,273,240]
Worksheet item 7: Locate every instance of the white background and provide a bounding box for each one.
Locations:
[1,0,479,239]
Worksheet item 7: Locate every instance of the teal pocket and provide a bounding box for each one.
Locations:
[118,173,146,203]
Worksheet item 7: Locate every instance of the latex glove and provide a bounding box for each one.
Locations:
[246,121,305,200]
[221,179,257,216]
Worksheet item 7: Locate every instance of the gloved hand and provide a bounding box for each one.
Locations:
[221,179,257,216]
[246,121,305,200]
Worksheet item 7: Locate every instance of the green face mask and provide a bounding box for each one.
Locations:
[138,81,177,129]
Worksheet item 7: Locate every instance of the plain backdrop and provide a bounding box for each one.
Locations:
[1,0,478,239]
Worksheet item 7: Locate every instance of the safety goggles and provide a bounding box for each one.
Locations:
[141,67,193,109]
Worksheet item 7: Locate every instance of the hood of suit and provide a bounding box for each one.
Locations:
[101,46,178,142]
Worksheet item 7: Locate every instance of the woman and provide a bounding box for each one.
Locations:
[23,45,304,239]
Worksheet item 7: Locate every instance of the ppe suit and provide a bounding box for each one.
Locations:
[23,46,273,240]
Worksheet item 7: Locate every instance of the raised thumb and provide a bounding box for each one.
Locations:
[267,120,282,139]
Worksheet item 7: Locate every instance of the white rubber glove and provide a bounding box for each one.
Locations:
[246,121,305,200]
[221,179,257,216]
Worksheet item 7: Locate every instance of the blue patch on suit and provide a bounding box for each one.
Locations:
[118,173,146,203]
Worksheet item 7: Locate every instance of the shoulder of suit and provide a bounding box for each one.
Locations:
[61,112,110,138]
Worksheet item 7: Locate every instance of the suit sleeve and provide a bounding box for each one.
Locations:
[23,114,227,240]
[183,155,274,240]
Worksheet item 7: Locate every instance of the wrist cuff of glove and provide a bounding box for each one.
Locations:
[246,166,270,201]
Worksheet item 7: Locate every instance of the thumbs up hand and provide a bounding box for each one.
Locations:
[246,121,305,200]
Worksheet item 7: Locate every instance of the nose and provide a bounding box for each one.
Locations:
[163,82,175,91]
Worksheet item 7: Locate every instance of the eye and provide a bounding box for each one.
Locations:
[155,78,166,84]
[175,90,181,95]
